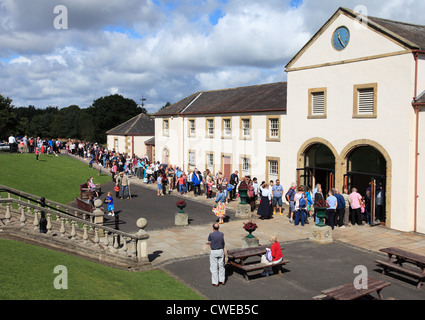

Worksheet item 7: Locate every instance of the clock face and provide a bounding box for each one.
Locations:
[332,26,350,51]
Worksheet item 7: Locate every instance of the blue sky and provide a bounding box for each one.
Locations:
[0,0,424,112]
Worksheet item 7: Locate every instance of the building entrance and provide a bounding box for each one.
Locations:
[297,143,336,194]
[344,146,387,225]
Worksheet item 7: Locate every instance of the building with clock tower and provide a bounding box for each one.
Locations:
[284,7,425,233]
[154,7,425,234]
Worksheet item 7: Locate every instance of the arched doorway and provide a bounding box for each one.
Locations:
[297,142,336,194]
[162,147,169,165]
[343,145,388,225]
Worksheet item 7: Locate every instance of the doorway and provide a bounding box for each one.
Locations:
[297,143,336,194]
[344,146,387,225]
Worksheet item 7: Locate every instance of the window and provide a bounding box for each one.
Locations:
[222,118,232,138]
[308,88,327,119]
[354,83,377,118]
[239,155,251,177]
[269,160,278,175]
[206,152,214,171]
[240,116,252,140]
[188,150,196,167]
[206,118,214,138]
[163,119,169,136]
[266,116,280,141]
[188,119,196,137]
[266,156,280,183]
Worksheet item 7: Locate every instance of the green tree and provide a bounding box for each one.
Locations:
[0,95,18,140]
[86,94,146,143]
[50,105,82,139]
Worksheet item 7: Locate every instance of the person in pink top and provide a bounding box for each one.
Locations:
[349,188,364,226]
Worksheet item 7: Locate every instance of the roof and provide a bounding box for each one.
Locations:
[414,91,425,105]
[106,113,155,136]
[154,82,287,117]
[144,137,155,145]
[286,7,425,70]
[367,16,425,51]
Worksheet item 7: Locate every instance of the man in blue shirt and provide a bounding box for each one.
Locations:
[207,223,226,286]
[334,188,346,228]
[286,183,297,222]
[272,179,284,216]
[326,190,338,230]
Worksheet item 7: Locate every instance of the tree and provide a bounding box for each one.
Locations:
[86,94,146,143]
[50,105,82,139]
[0,95,18,140]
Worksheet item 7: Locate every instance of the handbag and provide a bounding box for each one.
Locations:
[266,248,273,262]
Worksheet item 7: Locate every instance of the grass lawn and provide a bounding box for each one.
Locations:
[0,152,111,204]
[0,152,204,300]
[0,239,203,300]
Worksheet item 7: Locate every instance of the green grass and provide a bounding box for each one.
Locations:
[0,239,203,300]
[0,153,204,300]
[0,153,111,204]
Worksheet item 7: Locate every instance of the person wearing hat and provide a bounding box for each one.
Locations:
[117,172,130,199]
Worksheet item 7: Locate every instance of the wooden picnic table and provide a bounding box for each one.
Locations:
[227,245,290,282]
[376,247,425,289]
[318,278,391,300]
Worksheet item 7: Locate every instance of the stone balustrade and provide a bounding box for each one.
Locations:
[0,193,150,268]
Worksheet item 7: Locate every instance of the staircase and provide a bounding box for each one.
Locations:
[0,185,150,270]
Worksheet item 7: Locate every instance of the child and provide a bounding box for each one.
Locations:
[206,177,214,199]
[105,192,115,216]
[157,175,163,196]
[35,146,40,161]
[212,202,226,224]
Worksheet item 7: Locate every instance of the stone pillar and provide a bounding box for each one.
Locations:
[135,218,150,265]
[310,225,333,244]
[175,211,189,226]
[235,203,251,219]
[92,199,104,225]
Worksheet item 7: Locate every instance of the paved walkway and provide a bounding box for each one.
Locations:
[73,154,425,267]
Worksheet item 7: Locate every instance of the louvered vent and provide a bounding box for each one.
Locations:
[312,92,325,115]
[358,88,375,114]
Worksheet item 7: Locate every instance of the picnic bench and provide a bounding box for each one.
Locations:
[79,183,102,199]
[375,247,425,289]
[227,244,290,282]
[76,197,94,213]
[313,278,392,300]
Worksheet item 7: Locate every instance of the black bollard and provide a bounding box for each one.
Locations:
[39,197,47,233]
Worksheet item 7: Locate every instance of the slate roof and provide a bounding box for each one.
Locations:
[367,15,425,50]
[106,113,155,136]
[415,91,425,105]
[154,82,287,117]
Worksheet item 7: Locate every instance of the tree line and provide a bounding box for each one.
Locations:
[0,94,160,144]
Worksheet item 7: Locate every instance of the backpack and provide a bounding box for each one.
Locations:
[299,196,307,209]
[266,248,273,262]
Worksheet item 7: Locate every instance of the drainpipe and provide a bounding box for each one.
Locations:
[413,50,419,233]
[182,115,185,170]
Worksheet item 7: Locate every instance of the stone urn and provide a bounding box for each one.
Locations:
[315,207,328,227]
[238,188,249,205]
[175,201,188,226]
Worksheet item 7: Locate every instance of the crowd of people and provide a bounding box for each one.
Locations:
[7,134,386,230]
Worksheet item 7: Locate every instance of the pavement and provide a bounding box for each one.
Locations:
[70,155,425,300]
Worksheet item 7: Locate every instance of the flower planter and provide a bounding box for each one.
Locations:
[314,207,328,227]
[238,189,249,205]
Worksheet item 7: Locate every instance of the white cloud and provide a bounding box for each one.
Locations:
[0,0,424,112]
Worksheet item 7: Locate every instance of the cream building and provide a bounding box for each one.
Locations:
[106,113,155,160]
[154,82,286,182]
[154,7,425,233]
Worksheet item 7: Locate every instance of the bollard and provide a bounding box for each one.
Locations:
[39,197,47,233]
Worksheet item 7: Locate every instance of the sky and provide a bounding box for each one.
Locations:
[1,0,425,113]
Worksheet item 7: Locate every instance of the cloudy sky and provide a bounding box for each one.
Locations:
[1,0,425,113]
